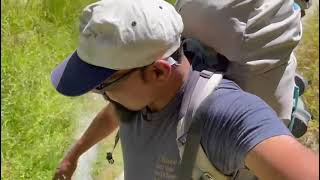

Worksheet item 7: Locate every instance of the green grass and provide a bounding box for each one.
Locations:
[295,5,319,122]
[1,0,96,179]
[1,0,319,179]
[92,130,124,180]
[294,3,319,151]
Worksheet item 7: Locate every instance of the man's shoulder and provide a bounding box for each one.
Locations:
[210,78,259,104]
[216,78,242,91]
[198,78,291,174]
[197,77,272,120]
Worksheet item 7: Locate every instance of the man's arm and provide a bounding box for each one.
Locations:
[66,103,119,160]
[245,135,319,180]
[199,81,318,178]
[53,103,119,180]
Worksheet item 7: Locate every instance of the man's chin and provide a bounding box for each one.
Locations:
[104,94,142,122]
[110,100,140,123]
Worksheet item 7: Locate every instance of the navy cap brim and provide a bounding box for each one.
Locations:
[51,51,117,96]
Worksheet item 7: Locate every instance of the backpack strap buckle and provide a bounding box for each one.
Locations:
[200,172,215,180]
[200,70,214,79]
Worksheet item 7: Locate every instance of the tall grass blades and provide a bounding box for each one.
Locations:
[295,2,319,151]
[1,0,96,179]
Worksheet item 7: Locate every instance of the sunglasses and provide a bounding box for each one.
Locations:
[92,68,141,95]
[92,57,180,96]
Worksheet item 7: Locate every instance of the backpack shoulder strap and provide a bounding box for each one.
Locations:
[177,71,259,180]
[177,70,223,180]
[193,146,231,180]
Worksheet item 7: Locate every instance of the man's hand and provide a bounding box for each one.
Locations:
[53,157,78,180]
[52,103,119,180]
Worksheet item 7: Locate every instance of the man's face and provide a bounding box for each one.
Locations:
[94,59,174,111]
[104,68,153,111]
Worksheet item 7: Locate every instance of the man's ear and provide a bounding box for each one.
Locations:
[144,59,172,83]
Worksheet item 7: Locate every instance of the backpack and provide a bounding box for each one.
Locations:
[176,36,313,180]
[294,0,313,17]
[183,38,312,139]
[178,39,313,180]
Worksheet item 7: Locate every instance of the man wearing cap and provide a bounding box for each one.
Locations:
[51,0,318,180]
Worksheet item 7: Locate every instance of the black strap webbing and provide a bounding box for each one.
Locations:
[106,130,120,164]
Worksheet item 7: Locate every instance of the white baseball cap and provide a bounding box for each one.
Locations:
[51,0,183,96]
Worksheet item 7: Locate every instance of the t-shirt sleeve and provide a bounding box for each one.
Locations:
[198,80,293,175]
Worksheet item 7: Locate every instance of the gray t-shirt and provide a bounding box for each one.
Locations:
[118,70,292,180]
